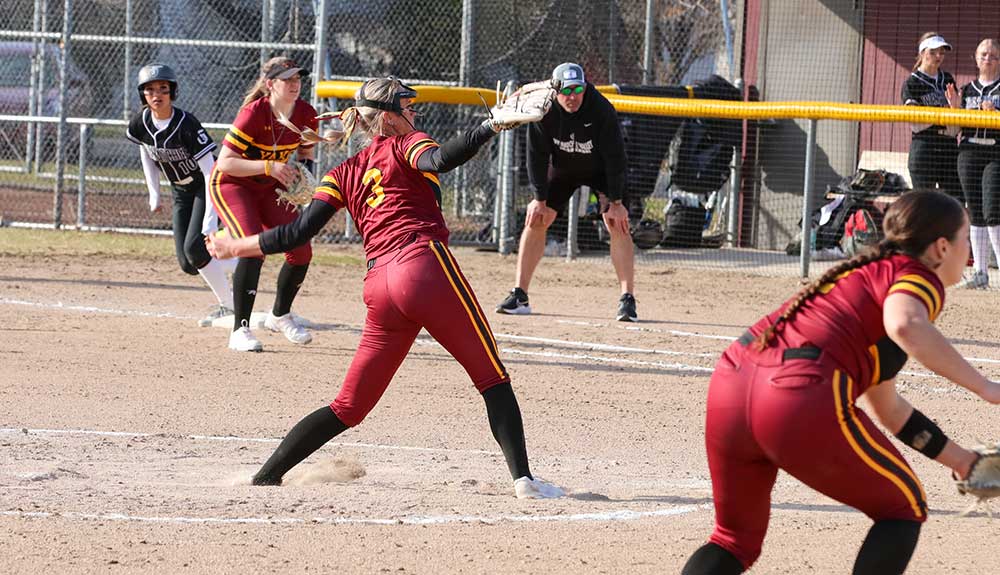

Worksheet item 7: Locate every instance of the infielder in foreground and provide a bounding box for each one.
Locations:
[210,56,318,352]
[208,77,564,499]
[495,62,637,322]
[126,64,235,327]
[683,191,1000,574]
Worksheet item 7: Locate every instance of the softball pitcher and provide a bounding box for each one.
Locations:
[683,191,1000,574]
[208,77,563,499]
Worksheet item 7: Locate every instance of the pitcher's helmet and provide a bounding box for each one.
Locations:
[136,64,178,105]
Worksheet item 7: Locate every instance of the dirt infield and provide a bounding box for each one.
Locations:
[2,237,999,574]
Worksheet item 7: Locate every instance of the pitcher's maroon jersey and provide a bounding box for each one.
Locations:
[312,131,448,259]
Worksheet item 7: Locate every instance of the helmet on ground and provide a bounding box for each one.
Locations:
[631,219,664,250]
[136,64,178,105]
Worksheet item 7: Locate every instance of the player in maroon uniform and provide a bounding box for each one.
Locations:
[207,77,564,499]
[682,191,1000,574]
[210,56,319,351]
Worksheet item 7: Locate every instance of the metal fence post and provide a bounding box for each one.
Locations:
[77,124,88,228]
[455,0,475,217]
[26,0,44,173]
[311,0,328,172]
[122,0,133,120]
[498,81,516,255]
[799,119,818,278]
[726,147,741,247]
[720,0,735,82]
[259,0,270,68]
[642,0,653,84]
[566,188,582,261]
[52,0,74,228]
[33,0,49,175]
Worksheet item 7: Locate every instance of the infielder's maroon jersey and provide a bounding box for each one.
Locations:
[746,254,944,392]
[312,131,448,260]
[220,97,318,192]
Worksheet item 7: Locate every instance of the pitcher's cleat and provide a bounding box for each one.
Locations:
[514,476,565,499]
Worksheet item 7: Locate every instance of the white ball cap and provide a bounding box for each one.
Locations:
[919,35,952,54]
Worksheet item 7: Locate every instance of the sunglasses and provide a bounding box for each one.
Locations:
[142,86,171,95]
[402,105,422,116]
[559,85,585,96]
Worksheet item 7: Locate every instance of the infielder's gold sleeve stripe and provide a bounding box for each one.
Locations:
[406,139,438,166]
[894,274,941,319]
[208,168,246,239]
[229,125,255,145]
[868,344,881,386]
[224,133,249,151]
[833,370,926,518]
[428,241,507,380]
[888,283,937,322]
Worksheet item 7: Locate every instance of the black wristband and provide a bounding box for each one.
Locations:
[895,408,948,459]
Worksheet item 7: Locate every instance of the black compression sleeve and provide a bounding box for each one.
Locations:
[258,200,338,255]
[414,121,496,174]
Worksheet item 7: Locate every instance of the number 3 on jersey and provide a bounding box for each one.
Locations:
[363,168,386,208]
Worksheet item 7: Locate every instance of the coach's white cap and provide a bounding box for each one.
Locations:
[919,35,952,53]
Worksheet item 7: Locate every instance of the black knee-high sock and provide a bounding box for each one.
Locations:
[852,520,921,575]
[272,262,309,317]
[252,406,350,486]
[681,543,745,575]
[482,383,531,480]
[232,257,263,330]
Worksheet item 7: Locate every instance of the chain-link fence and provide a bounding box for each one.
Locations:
[1,0,755,266]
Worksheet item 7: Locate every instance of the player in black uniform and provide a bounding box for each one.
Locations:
[495,62,637,321]
[956,38,1000,289]
[126,64,234,326]
[901,33,961,198]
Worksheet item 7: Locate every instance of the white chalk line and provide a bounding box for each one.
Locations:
[0,297,196,320]
[1,505,704,527]
[4,297,998,382]
[0,427,494,455]
[558,319,737,341]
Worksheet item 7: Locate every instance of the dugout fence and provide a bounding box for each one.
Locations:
[3,1,1000,283]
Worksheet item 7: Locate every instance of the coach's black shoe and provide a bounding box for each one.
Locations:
[496,287,531,315]
[617,293,637,322]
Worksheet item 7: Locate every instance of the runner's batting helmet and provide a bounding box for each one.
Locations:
[136,64,178,105]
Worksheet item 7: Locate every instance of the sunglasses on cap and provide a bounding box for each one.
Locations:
[559,85,585,96]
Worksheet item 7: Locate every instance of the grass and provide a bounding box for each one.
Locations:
[0,227,364,267]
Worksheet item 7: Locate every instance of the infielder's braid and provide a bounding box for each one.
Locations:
[754,242,899,350]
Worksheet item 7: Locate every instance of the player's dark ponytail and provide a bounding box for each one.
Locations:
[755,191,965,349]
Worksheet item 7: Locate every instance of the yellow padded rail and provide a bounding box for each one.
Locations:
[315,80,1000,129]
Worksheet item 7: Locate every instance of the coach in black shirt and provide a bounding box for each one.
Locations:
[496,62,637,322]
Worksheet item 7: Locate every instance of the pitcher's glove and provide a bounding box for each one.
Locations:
[486,80,556,132]
[956,444,1000,501]
[275,161,317,209]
